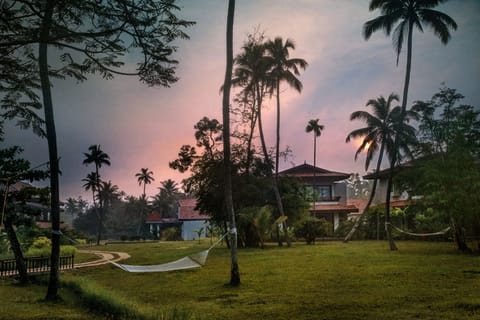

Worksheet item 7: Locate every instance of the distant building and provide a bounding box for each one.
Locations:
[178,198,210,241]
[279,163,358,233]
[144,198,210,240]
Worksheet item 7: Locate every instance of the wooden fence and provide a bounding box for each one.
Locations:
[0,255,75,277]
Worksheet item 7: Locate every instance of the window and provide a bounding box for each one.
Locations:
[316,185,332,200]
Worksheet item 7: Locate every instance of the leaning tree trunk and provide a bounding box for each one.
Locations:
[222,0,240,286]
[275,79,280,182]
[4,216,29,284]
[382,20,415,252]
[344,142,385,242]
[39,0,61,300]
[256,85,290,247]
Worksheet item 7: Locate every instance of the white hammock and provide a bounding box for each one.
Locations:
[109,233,228,273]
[387,223,451,237]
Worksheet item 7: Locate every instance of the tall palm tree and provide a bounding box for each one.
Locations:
[363,0,456,250]
[83,144,110,245]
[135,168,154,198]
[305,119,325,204]
[231,35,269,177]
[81,172,99,210]
[222,0,240,286]
[83,144,111,190]
[343,94,417,244]
[97,180,119,241]
[264,37,308,181]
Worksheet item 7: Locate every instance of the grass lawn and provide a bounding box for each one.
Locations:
[1,240,479,319]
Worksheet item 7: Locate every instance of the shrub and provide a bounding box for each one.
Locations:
[162,227,181,241]
[295,216,331,244]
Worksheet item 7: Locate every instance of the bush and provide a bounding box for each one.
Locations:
[30,236,52,249]
[162,227,181,241]
[295,216,331,244]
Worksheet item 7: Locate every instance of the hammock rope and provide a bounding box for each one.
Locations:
[109,232,229,273]
[386,222,451,237]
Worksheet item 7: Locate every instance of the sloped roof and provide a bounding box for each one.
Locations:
[145,211,178,223]
[347,199,368,214]
[178,198,210,221]
[363,160,415,179]
[311,204,359,213]
[279,163,350,180]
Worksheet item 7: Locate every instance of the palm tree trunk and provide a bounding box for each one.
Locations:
[256,85,290,247]
[382,21,414,252]
[384,159,398,251]
[344,141,385,242]
[4,216,29,284]
[223,0,240,286]
[245,88,257,178]
[312,133,317,205]
[275,80,280,181]
[39,0,60,300]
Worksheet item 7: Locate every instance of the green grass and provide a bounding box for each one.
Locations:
[1,241,479,319]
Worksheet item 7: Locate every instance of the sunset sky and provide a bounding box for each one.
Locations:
[4,0,480,201]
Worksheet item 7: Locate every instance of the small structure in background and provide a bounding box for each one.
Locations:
[145,198,210,241]
[279,163,358,234]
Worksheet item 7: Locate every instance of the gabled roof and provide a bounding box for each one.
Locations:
[311,204,359,213]
[279,163,350,180]
[178,198,210,221]
[363,160,415,180]
[145,211,178,223]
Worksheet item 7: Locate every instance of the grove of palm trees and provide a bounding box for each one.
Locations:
[1,0,479,318]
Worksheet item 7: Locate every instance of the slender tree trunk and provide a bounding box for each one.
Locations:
[344,142,385,242]
[383,21,414,251]
[95,165,102,245]
[451,218,471,252]
[312,134,317,205]
[275,80,280,182]
[384,159,398,251]
[4,216,29,284]
[39,0,60,300]
[223,0,240,286]
[256,85,290,247]
[245,89,257,179]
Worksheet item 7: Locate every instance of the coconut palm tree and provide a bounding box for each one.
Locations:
[83,145,110,245]
[135,168,154,198]
[363,0,457,250]
[264,37,308,181]
[81,172,99,209]
[83,145,111,190]
[343,93,418,245]
[231,34,270,177]
[305,119,325,204]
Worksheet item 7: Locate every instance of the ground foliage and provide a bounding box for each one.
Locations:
[1,241,478,320]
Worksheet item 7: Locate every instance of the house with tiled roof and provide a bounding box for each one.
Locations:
[279,162,358,234]
[177,198,210,240]
[144,198,210,240]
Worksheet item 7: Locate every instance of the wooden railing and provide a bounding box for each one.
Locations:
[0,255,75,277]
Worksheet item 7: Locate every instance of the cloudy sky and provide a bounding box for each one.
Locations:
[4,0,480,201]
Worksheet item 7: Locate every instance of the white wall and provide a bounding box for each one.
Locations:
[181,221,209,240]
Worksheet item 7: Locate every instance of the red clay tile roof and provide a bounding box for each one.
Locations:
[279,163,350,180]
[145,212,178,223]
[178,199,210,221]
[311,204,359,213]
[347,199,368,213]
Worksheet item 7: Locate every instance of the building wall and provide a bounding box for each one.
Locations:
[181,220,210,240]
[333,182,347,205]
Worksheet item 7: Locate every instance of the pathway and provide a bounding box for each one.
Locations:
[75,250,130,269]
